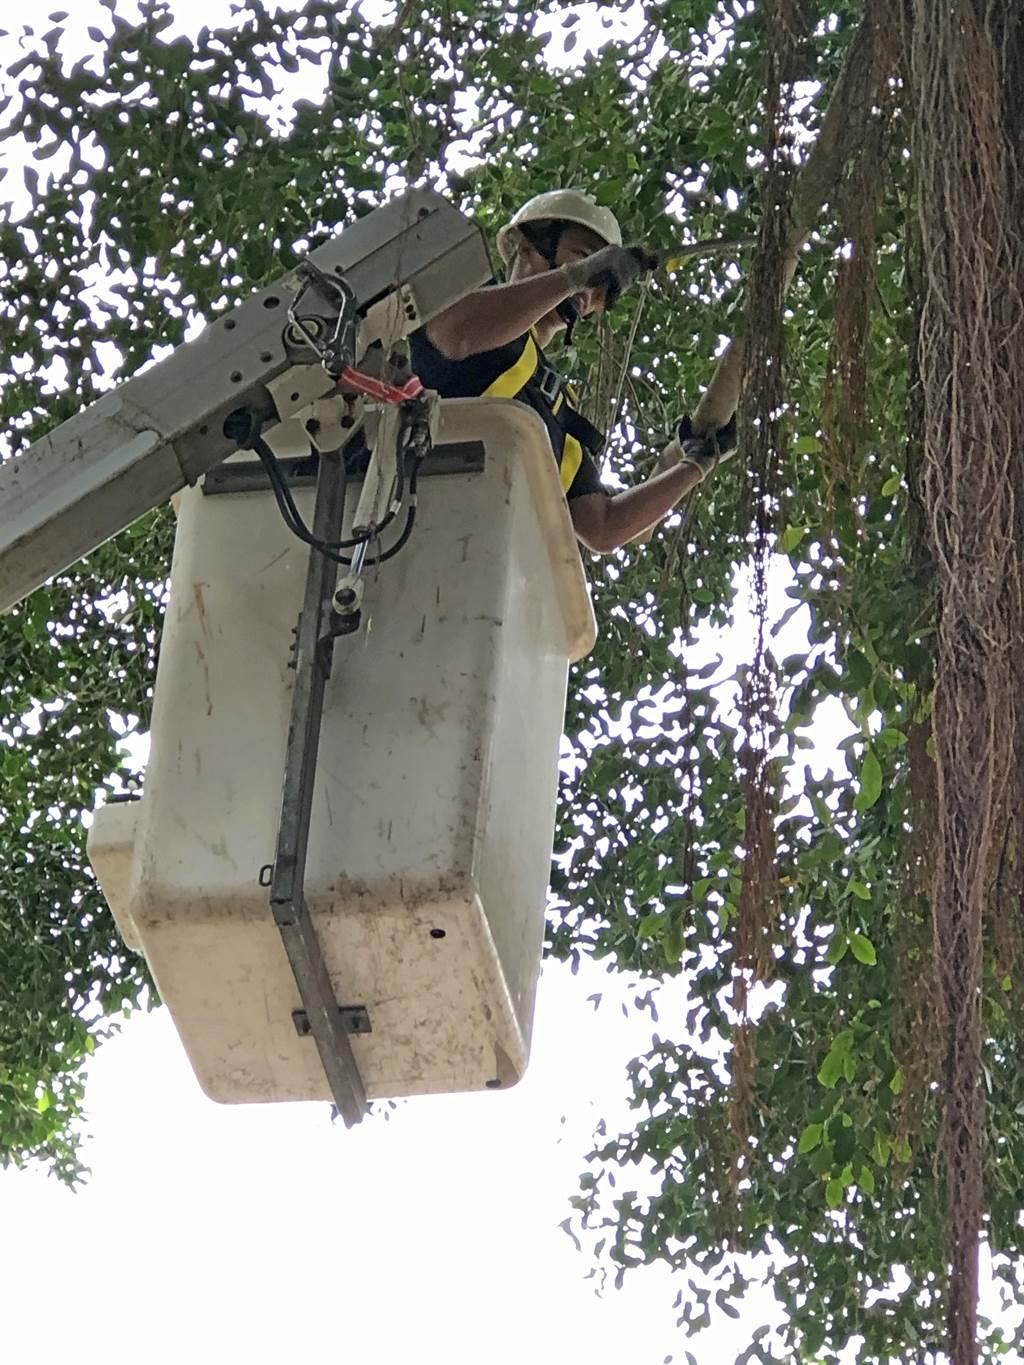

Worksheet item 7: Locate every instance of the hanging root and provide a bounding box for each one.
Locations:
[725,0,799,1207]
[890,723,942,1165]
[903,2,1024,1360]
[693,0,899,436]
[724,1,903,1200]
[820,106,887,493]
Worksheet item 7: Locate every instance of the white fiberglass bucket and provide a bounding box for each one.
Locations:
[87,399,595,1103]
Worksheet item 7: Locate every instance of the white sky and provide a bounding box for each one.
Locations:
[0,960,774,1365]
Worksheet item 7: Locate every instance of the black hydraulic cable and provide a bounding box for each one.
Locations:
[225,406,399,555]
[369,455,424,564]
[224,405,428,568]
[253,433,402,552]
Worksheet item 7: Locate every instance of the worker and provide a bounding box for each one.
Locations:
[408,190,737,553]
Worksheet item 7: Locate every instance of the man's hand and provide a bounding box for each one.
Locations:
[669,413,738,481]
[560,244,659,311]
[623,413,739,547]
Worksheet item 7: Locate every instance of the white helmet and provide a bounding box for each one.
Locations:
[496,189,622,264]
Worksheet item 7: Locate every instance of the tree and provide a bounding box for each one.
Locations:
[2,1,1022,1360]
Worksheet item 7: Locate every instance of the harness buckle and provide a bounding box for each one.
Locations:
[534,363,563,406]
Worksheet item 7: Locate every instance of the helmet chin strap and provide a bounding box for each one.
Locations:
[556,296,580,345]
[515,221,587,345]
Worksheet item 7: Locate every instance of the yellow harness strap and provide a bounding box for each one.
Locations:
[483,335,584,492]
[552,393,584,492]
[482,334,541,400]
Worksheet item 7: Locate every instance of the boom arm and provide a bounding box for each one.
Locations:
[0,188,490,612]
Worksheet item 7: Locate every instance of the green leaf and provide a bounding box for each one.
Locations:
[880,472,902,497]
[818,1050,846,1090]
[858,1164,876,1195]
[850,933,877,965]
[875,726,907,750]
[825,1178,845,1208]
[849,880,871,900]
[844,649,873,691]
[798,1122,824,1153]
[595,178,627,206]
[853,749,883,812]
[872,1132,891,1167]
[794,434,823,454]
[889,1068,905,1095]
[826,934,848,966]
[779,525,806,554]
[663,916,685,967]
[810,1143,834,1176]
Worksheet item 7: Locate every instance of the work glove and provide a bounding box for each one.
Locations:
[670,412,738,481]
[559,244,659,311]
[628,412,739,546]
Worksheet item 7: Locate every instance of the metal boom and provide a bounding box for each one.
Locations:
[0,188,490,613]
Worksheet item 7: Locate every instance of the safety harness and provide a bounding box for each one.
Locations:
[482,332,605,493]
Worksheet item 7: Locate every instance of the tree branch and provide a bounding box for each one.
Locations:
[692,5,896,433]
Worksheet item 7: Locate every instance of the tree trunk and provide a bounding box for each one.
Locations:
[905,3,1024,1362]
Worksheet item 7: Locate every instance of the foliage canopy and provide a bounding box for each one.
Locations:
[2,1,1023,1360]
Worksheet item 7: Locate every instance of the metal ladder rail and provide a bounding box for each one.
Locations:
[267,446,367,1126]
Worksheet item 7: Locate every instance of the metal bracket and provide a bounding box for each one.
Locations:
[268,446,368,1126]
[292,1006,371,1037]
[202,441,485,496]
[361,282,421,351]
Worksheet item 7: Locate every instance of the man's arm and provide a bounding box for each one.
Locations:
[425,244,655,361]
[425,274,580,361]
[570,460,704,553]
[572,418,739,553]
